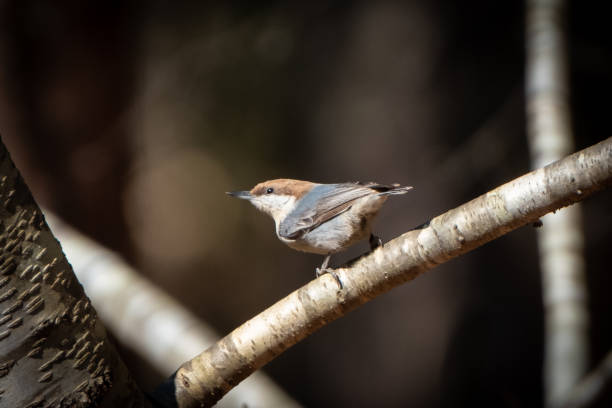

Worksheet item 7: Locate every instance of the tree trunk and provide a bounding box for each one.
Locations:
[0,136,147,407]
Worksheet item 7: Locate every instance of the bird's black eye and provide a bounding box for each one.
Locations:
[266,187,274,194]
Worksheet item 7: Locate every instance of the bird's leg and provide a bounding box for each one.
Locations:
[316,254,331,275]
[369,233,383,251]
[315,255,343,289]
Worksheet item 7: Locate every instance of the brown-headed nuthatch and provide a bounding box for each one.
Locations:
[228,179,412,287]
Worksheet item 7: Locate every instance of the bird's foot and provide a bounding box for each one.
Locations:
[315,267,343,289]
[369,234,383,251]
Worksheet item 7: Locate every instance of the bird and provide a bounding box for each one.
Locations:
[227,179,412,288]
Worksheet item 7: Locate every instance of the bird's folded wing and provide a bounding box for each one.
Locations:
[278,183,374,240]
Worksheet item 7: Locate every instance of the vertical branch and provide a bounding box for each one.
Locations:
[563,349,612,408]
[525,1,589,406]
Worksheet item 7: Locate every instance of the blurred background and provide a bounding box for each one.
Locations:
[0,1,611,407]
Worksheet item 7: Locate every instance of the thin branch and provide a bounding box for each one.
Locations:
[526,0,589,406]
[563,348,612,408]
[152,137,612,407]
[44,212,301,408]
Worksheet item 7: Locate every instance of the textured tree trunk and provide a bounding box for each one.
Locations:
[0,136,147,407]
[44,211,301,408]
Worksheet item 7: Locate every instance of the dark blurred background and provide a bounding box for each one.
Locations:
[0,1,611,407]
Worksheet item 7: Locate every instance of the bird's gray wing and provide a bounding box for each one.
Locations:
[278,183,374,240]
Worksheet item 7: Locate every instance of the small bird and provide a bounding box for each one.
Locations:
[227,179,412,287]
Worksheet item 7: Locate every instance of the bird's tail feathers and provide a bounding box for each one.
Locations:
[376,185,413,196]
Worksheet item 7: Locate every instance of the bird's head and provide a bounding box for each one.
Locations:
[227,179,315,223]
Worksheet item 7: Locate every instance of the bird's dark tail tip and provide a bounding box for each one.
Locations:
[378,185,413,195]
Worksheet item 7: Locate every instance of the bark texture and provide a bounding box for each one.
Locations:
[159,137,612,407]
[0,137,146,407]
[45,212,300,408]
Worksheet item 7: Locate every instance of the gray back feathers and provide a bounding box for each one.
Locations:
[278,182,411,240]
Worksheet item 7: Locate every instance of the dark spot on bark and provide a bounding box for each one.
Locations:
[181,374,190,388]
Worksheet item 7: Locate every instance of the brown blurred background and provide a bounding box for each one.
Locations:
[0,1,611,407]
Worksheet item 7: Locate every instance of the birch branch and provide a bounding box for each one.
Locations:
[562,348,612,408]
[152,137,612,407]
[526,1,589,406]
[43,212,301,408]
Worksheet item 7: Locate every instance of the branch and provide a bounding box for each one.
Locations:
[526,0,589,405]
[44,211,301,408]
[562,348,612,408]
[157,137,612,407]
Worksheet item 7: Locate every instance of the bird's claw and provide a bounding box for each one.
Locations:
[369,234,383,251]
[315,267,343,289]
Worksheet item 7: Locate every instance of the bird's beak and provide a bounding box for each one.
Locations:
[226,191,253,200]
